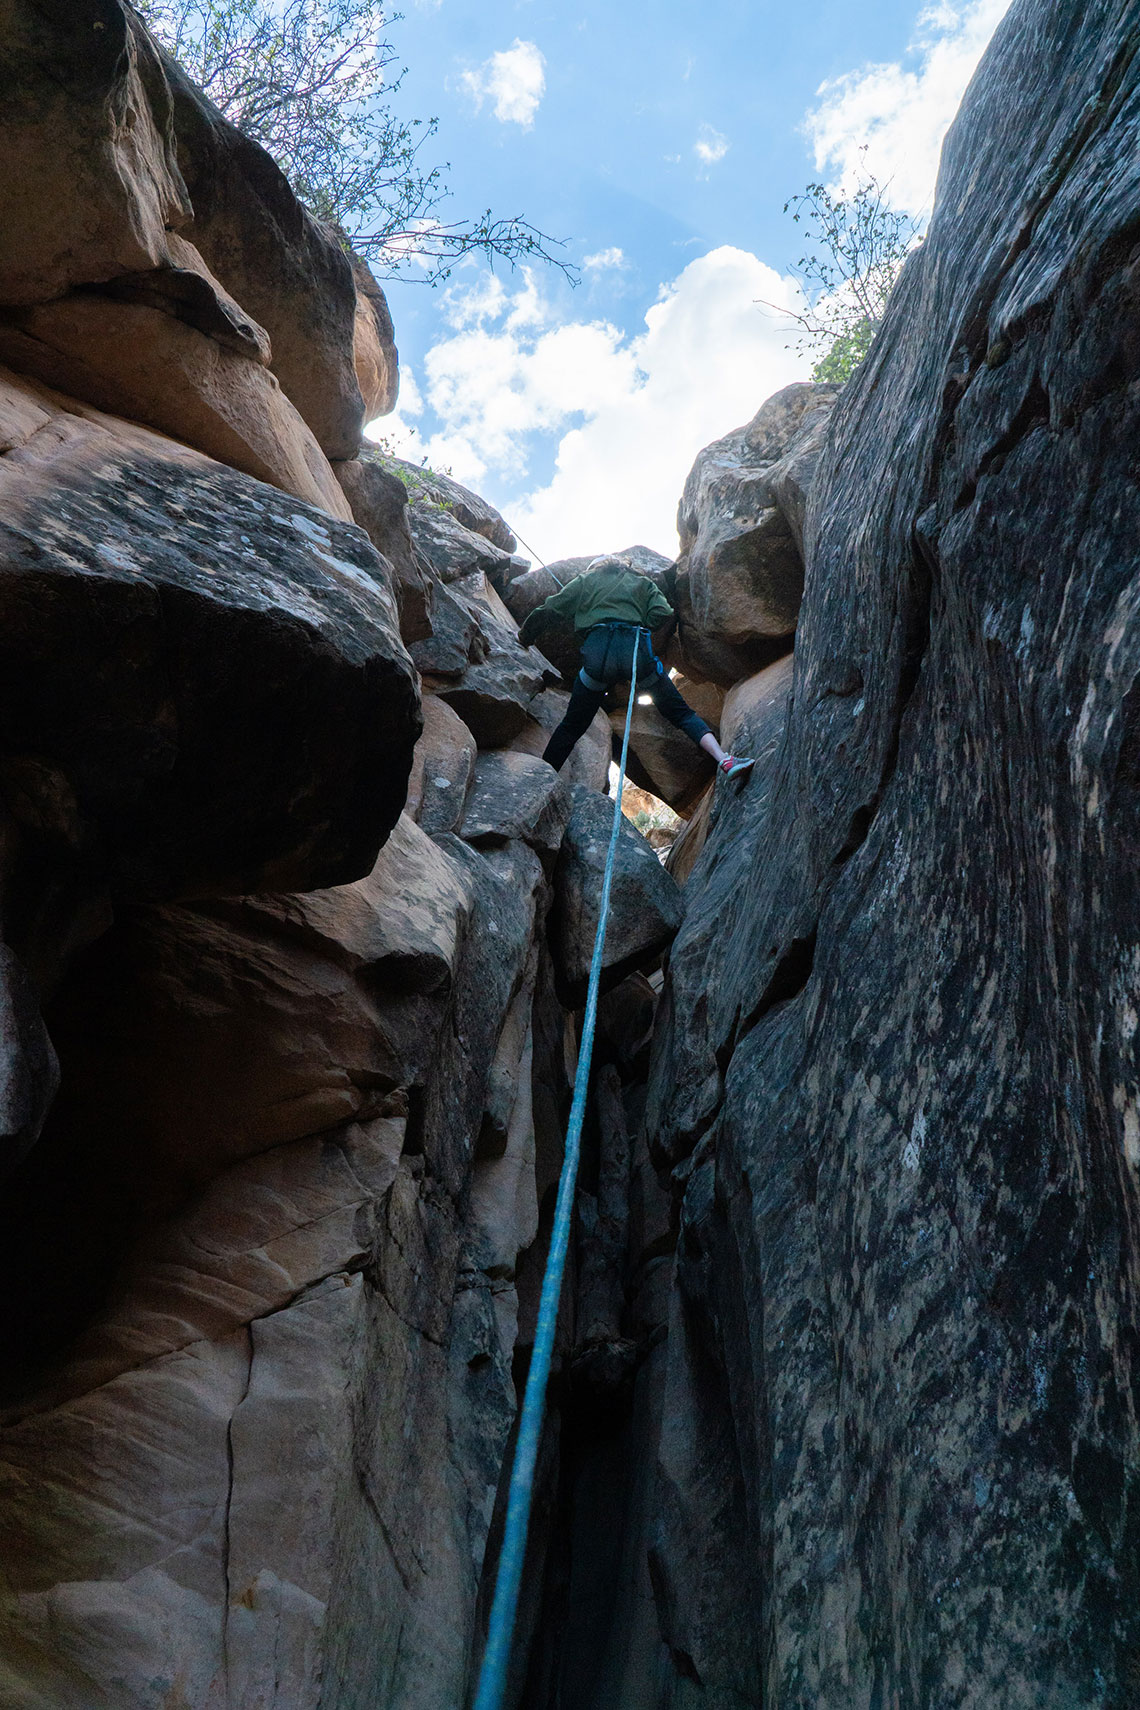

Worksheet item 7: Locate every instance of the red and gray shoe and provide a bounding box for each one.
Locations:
[719,754,755,779]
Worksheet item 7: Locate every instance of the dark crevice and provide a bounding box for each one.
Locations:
[952,375,1052,513]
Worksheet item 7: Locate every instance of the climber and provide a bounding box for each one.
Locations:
[518,556,755,777]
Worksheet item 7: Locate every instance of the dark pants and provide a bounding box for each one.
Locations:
[542,623,711,772]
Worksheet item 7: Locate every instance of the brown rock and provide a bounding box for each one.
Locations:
[459,751,571,860]
[665,781,714,884]
[0,365,418,900]
[0,0,192,305]
[162,46,368,459]
[674,381,841,665]
[406,696,477,836]
[333,456,433,643]
[40,814,474,1203]
[0,292,351,518]
[719,651,796,755]
[350,251,399,423]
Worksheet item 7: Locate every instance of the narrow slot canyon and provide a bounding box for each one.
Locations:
[2,2,1140,1707]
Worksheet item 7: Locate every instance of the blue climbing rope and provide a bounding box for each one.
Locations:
[471,665,642,1710]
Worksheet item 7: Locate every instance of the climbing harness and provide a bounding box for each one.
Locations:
[471,665,641,1710]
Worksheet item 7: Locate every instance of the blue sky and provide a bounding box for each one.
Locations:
[367,0,1011,563]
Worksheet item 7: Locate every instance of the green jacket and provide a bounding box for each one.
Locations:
[519,567,674,646]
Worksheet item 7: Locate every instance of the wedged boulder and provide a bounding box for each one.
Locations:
[350,250,399,424]
[408,501,517,587]
[387,455,517,554]
[765,396,840,556]
[161,45,369,460]
[0,290,352,518]
[508,689,612,792]
[333,455,432,643]
[425,575,556,747]
[674,381,841,662]
[406,695,477,836]
[0,0,192,305]
[459,751,571,861]
[553,785,683,998]
[0,365,419,899]
[667,564,788,686]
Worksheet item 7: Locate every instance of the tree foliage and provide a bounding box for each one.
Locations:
[777,158,920,382]
[131,0,572,283]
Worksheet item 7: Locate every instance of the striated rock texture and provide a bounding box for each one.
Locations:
[638,2,1140,1706]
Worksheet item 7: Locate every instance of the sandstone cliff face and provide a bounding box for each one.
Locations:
[0,11,683,1706]
[3,0,1137,1705]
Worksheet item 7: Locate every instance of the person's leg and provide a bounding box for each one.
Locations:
[639,638,751,771]
[542,670,608,771]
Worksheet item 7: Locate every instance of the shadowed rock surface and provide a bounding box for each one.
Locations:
[640,3,1140,1705]
[0,366,418,902]
[3,0,1140,1705]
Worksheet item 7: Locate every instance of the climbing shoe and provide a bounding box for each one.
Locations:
[719,755,755,779]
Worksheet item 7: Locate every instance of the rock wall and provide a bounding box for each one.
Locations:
[626,1,1140,1705]
[0,7,684,1707]
[4,0,1138,1706]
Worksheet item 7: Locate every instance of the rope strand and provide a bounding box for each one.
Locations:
[470,665,641,1710]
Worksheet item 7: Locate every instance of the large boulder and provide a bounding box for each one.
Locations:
[350,250,399,424]
[672,383,840,674]
[0,286,352,518]
[553,785,683,999]
[0,0,192,304]
[645,3,1140,1703]
[459,751,571,862]
[333,456,433,643]
[0,365,419,900]
[160,44,370,460]
[0,1,357,511]
[387,455,518,554]
[676,383,840,640]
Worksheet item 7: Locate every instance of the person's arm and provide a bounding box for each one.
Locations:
[518,576,581,646]
[643,583,675,630]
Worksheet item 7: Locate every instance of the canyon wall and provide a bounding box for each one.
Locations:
[633,1,1140,1705]
[3,0,1140,1707]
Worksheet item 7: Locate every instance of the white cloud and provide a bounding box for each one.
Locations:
[401,252,809,562]
[583,247,629,272]
[461,39,546,128]
[806,0,1012,215]
[694,124,730,166]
